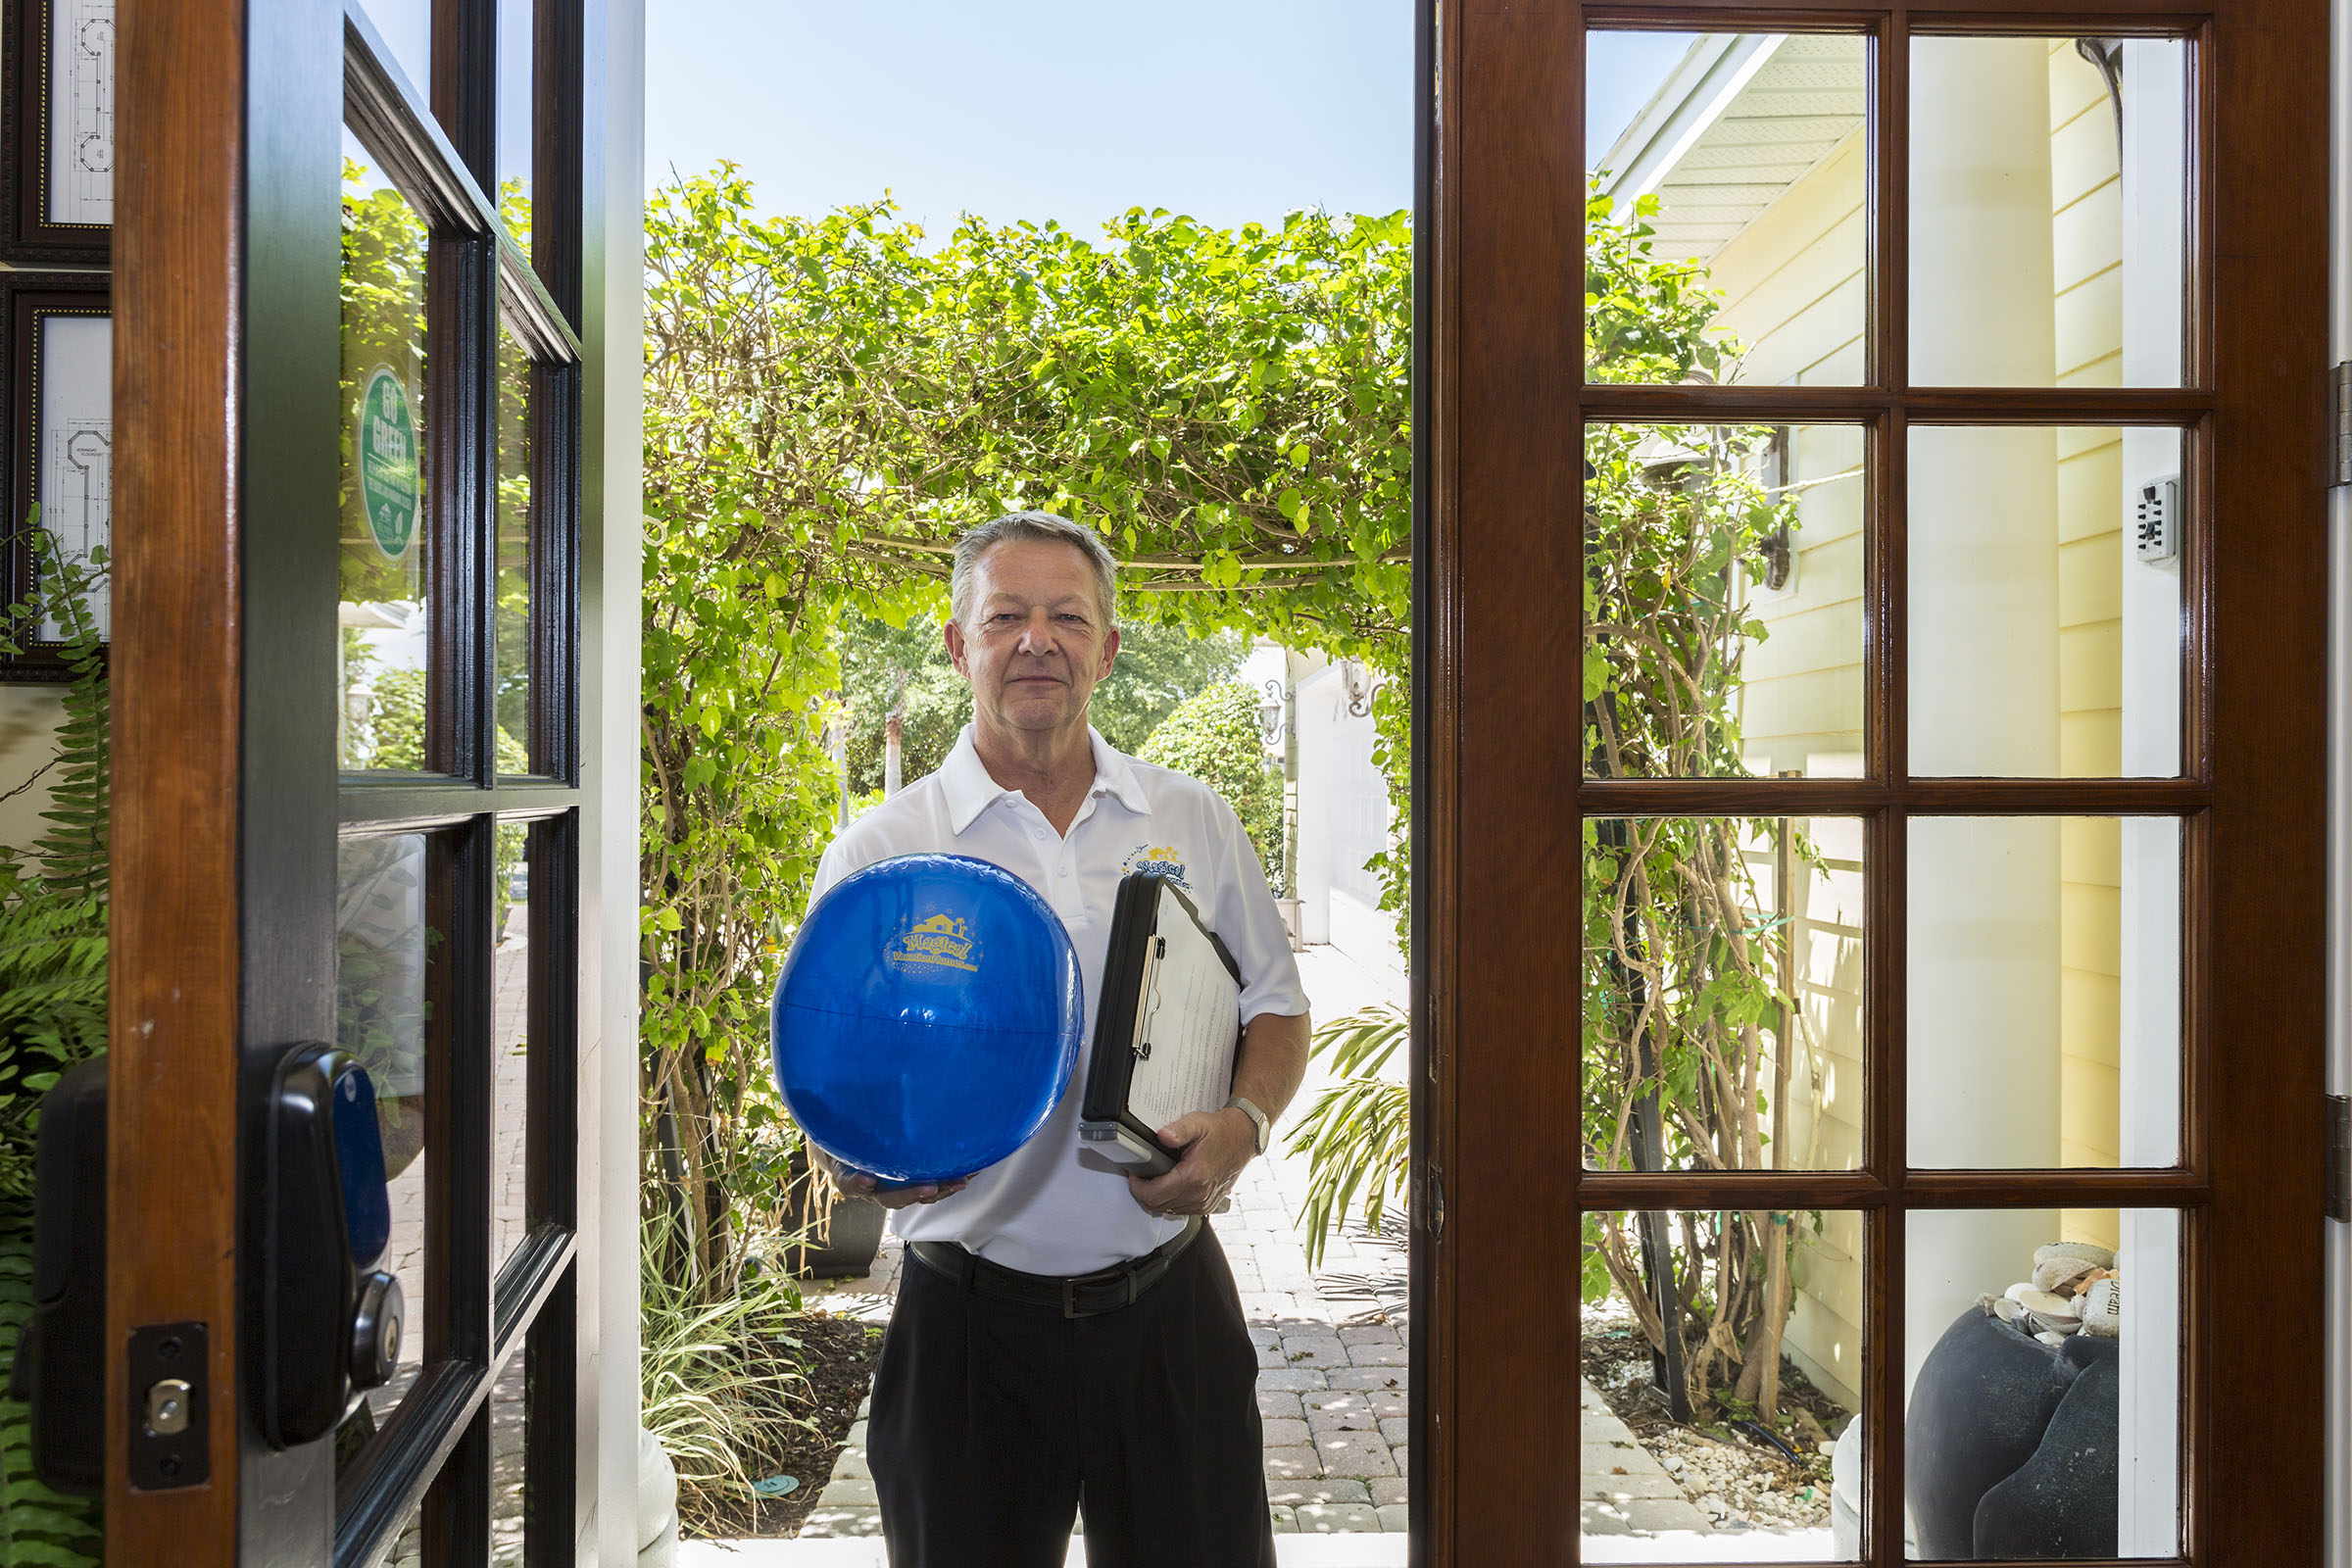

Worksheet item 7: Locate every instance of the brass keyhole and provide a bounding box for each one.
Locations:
[143,1377,193,1437]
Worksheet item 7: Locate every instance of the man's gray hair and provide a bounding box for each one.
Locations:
[950,511,1120,628]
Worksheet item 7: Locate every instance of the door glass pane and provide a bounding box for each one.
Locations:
[494,321,536,774]
[491,1351,526,1565]
[493,819,530,1277]
[1909,427,2184,778]
[1907,817,2179,1169]
[1586,423,1866,779]
[498,0,533,254]
[336,832,436,1432]
[1905,1208,2180,1557]
[1584,817,1863,1173]
[352,0,431,96]
[1583,1207,1861,1556]
[1909,36,2187,387]
[1587,31,1868,387]
[341,127,439,774]
[379,1496,426,1568]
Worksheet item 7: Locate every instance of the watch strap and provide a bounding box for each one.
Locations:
[1225,1095,1270,1155]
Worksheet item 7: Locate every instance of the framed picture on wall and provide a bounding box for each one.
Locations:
[3,0,111,262]
[1,270,109,681]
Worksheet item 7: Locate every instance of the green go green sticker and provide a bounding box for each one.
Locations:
[358,366,419,562]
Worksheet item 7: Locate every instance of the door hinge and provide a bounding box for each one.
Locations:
[2333,363,2352,486]
[1423,1164,1446,1243]
[2328,1096,2351,1221]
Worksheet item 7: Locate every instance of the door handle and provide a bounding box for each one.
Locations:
[259,1042,405,1448]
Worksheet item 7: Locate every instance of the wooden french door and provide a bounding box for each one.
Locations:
[106,1,633,1564]
[1425,1,2327,1564]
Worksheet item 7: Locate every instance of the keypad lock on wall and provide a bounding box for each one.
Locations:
[8,1044,406,1493]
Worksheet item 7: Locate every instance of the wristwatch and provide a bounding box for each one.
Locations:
[1224,1095,1271,1156]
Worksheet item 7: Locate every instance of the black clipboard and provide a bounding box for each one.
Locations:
[1078,872,1245,1177]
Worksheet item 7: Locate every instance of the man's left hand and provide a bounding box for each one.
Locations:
[1128,1107,1256,1217]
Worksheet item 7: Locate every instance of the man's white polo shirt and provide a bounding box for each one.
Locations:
[808,722,1308,1276]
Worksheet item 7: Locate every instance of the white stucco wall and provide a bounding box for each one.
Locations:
[1290,656,1401,975]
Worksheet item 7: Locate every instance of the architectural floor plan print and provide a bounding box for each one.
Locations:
[37,314,111,642]
[47,0,113,225]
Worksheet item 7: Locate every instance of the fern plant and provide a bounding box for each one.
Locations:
[1288,1004,1410,1270]
[0,528,109,1564]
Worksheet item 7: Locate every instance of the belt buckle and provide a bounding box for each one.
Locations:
[1062,1278,1080,1319]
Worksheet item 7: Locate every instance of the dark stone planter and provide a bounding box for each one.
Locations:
[1906,1307,2120,1558]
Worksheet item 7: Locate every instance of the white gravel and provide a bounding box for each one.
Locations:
[1584,1299,1842,1532]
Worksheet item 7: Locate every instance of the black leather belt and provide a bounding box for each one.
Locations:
[908,1216,1203,1318]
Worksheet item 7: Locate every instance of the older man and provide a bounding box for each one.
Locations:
[808,511,1309,1567]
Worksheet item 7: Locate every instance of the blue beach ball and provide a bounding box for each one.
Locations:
[771,853,1084,1186]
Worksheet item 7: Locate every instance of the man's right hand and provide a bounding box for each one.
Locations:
[812,1146,968,1209]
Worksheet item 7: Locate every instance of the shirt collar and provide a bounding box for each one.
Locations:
[940,723,1152,835]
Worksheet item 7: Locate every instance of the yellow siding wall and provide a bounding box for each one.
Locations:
[1675,42,2132,1399]
[1783,817,1866,1408]
[2050,43,2126,1250]
[1704,132,1867,389]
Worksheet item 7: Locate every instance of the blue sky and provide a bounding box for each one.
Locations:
[644,3,1696,233]
[1588,31,1700,175]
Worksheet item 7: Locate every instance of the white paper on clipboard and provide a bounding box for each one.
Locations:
[1126,894,1243,1134]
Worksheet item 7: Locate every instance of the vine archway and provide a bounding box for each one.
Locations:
[639,170,1410,1291]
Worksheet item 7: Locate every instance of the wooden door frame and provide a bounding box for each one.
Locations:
[1423,2,2330,1563]
[104,0,644,1562]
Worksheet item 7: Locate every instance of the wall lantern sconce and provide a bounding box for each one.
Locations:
[1257,678,1288,745]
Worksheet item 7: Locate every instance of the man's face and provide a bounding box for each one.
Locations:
[946,538,1120,737]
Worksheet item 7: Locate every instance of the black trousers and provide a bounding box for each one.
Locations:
[868,1225,1277,1568]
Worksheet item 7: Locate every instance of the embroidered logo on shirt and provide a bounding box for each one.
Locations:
[1121,845,1191,890]
[887,912,979,972]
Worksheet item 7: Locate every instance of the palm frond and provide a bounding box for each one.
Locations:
[1287,1004,1411,1269]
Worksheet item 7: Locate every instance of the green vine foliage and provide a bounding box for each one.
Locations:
[641,168,1413,1292]
[0,532,108,1567]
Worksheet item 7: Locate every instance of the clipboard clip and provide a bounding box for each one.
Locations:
[1134,1042,1151,1060]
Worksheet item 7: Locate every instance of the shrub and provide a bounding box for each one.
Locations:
[1138,681,1285,895]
